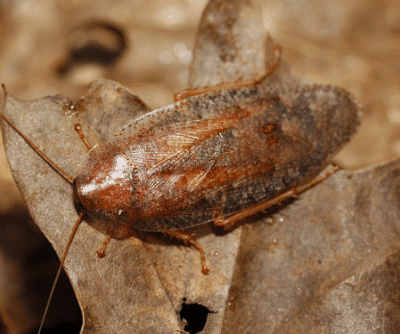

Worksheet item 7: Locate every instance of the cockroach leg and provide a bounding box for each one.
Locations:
[96,234,112,258]
[173,45,282,102]
[213,164,340,230]
[252,44,282,85]
[165,230,210,274]
[211,204,226,226]
[74,123,92,151]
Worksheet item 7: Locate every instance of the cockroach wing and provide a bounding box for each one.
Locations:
[75,84,360,234]
[128,102,313,231]
[130,87,360,232]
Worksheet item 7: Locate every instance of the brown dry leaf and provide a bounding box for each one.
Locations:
[2,81,185,334]
[1,1,264,333]
[222,159,400,333]
[3,0,398,333]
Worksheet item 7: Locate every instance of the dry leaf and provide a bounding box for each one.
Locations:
[222,159,400,333]
[5,0,397,334]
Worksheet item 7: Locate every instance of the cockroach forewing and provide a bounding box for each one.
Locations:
[110,86,359,233]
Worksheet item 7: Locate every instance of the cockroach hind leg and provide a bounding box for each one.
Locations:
[212,206,230,228]
[213,216,228,227]
[96,235,112,258]
[253,44,282,85]
[213,215,237,231]
[165,230,210,275]
[173,44,282,102]
[213,163,341,229]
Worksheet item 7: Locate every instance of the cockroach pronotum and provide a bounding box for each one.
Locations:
[0,45,360,333]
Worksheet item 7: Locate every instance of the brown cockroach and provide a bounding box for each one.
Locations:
[0,46,360,333]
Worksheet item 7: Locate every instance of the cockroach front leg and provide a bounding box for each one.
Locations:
[174,45,282,102]
[96,235,112,258]
[74,123,93,150]
[165,230,210,274]
[214,164,341,230]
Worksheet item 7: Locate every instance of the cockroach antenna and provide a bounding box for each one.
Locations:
[0,105,82,334]
[36,212,84,334]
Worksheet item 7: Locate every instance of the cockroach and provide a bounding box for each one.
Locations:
[0,46,360,333]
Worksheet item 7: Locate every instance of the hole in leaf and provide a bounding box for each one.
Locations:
[180,299,213,334]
